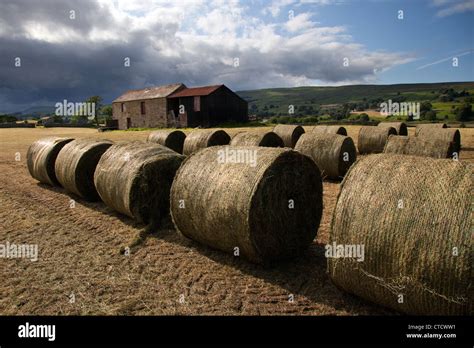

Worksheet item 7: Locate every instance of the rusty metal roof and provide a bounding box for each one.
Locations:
[168,85,223,98]
[113,83,186,102]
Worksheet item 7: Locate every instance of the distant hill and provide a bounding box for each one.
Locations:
[237,81,474,117]
[18,106,56,119]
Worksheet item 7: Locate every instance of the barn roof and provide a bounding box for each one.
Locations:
[113,83,186,102]
[168,85,223,98]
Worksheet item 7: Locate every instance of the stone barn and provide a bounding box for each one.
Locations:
[167,85,248,127]
[112,83,248,129]
[112,83,186,130]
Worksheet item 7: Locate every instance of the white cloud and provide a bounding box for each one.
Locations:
[263,0,296,17]
[432,0,474,17]
[0,0,413,108]
[284,12,316,32]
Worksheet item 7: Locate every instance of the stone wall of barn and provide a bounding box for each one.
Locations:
[112,98,168,130]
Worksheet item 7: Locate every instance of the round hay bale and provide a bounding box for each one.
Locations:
[230,131,284,147]
[94,141,185,224]
[182,129,230,155]
[272,124,305,148]
[170,146,323,264]
[377,122,408,136]
[415,123,447,136]
[27,137,74,186]
[384,135,456,159]
[328,154,473,315]
[415,128,461,154]
[295,133,356,180]
[147,130,186,154]
[54,139,113,201]
[312,125,347,136]
[357,126,396,154]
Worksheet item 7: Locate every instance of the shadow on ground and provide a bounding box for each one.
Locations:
[152,228,396,315]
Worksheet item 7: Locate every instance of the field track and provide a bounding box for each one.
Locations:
[1,126,472,315]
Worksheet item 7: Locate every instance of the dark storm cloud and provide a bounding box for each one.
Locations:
[0,0,410,113]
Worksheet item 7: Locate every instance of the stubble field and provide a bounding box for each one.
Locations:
[1,126,472,315]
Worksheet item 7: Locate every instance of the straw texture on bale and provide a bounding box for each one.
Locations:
[295,133,356,179]
[54,139,113,201]
[27,137,74,186]
[384,135,455,159]
[147,130,186,154]
[230,131,284,147]
[170,146,323,264]
[415,123,447,136]
[312,125,347,136]
[357,126,396,154]
[416,127,461,154]
[377,122,408,136]
[182,129,230,155]
[272,124,305,148]
[329,154,473,315]
[94,142,185,224]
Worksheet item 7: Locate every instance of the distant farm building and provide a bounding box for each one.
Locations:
[112,83,248,129]
[112,83,185,130]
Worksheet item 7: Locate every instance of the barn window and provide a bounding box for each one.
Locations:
[141,102,146,115]
[194,96,201,112]
[121,103,125,112]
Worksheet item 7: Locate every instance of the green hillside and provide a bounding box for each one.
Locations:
[237,81,474,122]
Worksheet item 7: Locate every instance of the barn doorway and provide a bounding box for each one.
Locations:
[126,117,131,129]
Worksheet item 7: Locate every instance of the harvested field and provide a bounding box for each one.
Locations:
[1,126,473,315]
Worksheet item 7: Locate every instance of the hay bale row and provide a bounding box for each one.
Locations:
[415,123,447,136]
[312,125,347,136]
[94,142,185,224]
[295,133,356,180]
[27,137,74,186]
[182,129,230,155]
[416,127,461,154]
[272,124,305,148]
[170,146,323,264]
[377,122,408,136]
[147,130,186,154]
[55,139,113,201]
[328,154,472,315]
[230,131,284,147]
[358,126,396,154]
[384,135,455,159]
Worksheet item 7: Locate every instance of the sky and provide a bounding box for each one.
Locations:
[0,0,473,113]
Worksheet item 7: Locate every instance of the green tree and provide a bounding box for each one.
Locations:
[101,105,113,118]
[420,101,432,113]
[85,96,103,127]
[423,110,437,121]
[455,103,472,122]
